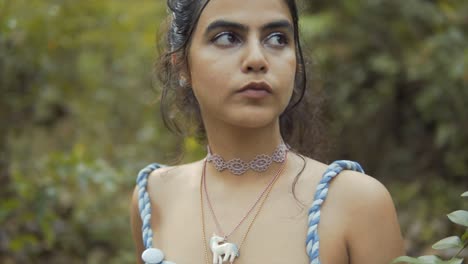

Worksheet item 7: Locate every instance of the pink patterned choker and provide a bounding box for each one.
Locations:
[206,143,289,175]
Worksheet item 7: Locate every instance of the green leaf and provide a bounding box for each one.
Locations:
[462,229,468,242]
[445,259,463,264]
[432,236,463,250]
[418,256,445,263]
[447,210,468,227]
[392,256,425,264]
[391,255,449,264]
[462,191,468,197]
[417,256,442,261]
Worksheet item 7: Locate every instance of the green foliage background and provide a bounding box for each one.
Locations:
[0,0,467,263]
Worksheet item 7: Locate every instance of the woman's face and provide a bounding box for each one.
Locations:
[188,0,296,129]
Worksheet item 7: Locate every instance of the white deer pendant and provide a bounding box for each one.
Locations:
[209,234,240,264]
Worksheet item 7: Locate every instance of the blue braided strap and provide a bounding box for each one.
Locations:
[137,163,177,264]
[306,160,364,264]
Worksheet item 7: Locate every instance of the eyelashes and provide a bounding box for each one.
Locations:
[212,32,241,47]
[211,31,290,48]
[266,33,289,47]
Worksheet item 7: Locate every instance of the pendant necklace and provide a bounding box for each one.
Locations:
[200,151,288,264]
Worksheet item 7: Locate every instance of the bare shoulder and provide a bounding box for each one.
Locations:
[130,160,203,263]
[293,158,393,208]
[330,169,395,213]
[147,160,201,185]
[131,160,202,212]
[326,167,405,263]
[149,160,201,179]
[291,156,390,203]
[145,160,203,203]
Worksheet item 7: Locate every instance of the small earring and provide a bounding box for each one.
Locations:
[179,76,188,87]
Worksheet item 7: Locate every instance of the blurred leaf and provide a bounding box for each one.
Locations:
[417,256,443,263]
[392,255,450,264]
[461,229,468,242]
[0,199,20,222]
[432,236,463,250]
[447,210,468,227]
[392,256,425,264]
[300,12,336,37]
[445,259,463,264]
[9,235,38,252]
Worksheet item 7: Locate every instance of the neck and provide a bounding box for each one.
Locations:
[205,120,283,162]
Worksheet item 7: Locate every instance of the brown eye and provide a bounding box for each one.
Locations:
[212,32,242,47]
[264,33,289,48]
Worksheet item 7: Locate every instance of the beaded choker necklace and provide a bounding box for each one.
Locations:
[206,143,288,175]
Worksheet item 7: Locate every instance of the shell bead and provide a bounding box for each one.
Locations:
[141,248,164,264]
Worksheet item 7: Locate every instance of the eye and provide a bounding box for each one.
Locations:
[212,32,242,47]
[264,33,289,48]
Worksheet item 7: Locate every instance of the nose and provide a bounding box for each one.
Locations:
[241,40,269,74]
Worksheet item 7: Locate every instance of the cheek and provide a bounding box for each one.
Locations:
[278,52,297,90]
[287,51,298,81]
[188,52,228,110]
[278,53,297,107]
[189,48,235,94]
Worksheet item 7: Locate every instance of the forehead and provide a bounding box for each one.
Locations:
[198,0,292,27]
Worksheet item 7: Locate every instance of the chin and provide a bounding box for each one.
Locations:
[226,110,280,129]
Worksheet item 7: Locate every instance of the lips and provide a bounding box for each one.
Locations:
[237,81,273,94]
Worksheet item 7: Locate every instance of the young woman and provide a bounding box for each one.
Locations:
[131,0,405,263]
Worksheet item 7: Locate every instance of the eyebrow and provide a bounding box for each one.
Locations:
[205,19,294,35]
